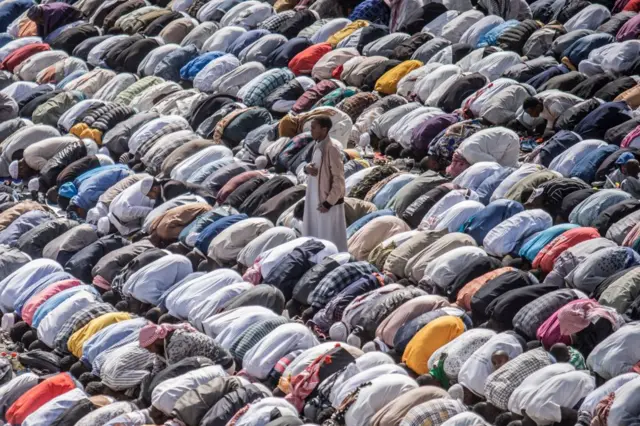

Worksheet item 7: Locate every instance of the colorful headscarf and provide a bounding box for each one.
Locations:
[138,322,196,348]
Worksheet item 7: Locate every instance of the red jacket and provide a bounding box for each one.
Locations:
[0,42,50,72]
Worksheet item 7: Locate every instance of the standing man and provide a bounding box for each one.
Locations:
[302,116,348,252]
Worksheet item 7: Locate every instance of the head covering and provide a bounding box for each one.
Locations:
[139,322,196,348]
[27,178,39,192]
[8,161,18,180]
[255,156,268,169]
[448,383,464,400]
[140,177,154,196]
[616,152,635,165]
[97,217,110,236]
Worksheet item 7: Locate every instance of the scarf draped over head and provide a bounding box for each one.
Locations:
[557,299,624,336]
[446,151,470,178]
[138,322,196,348]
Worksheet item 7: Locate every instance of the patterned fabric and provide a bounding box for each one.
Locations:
[400,398,467,426]
[269,349,304,383]
[243,68,294,107]
[143,135,190,174]
[512,289,581,339]
[101,343,156,391]
[336,92,379,122]
[230,316,289,362]
[136,122,190,158]
[160,329,233,373]
[348,0,391,25]
[212,108,248,145]
[569,347,587,370]
[53,302,115,353]
[484,348,553,410]
[526,178,590,215]
[259,11,296,31]
[308,261,379,309]
[428,119,485,168]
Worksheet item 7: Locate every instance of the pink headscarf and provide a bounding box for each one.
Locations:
[139,322,196,348]
[557,299,624,335]
[446,151,470,178]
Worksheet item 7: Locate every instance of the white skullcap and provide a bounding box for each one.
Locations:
[1,313,15,332]
[97,217,111,235]
[329,322,349,342]
[449,384,464,401]
[28,177,39,192]
[140,177,155,196]
[96,154,115,166]
[8,160,18,180]
[255,156,268,170]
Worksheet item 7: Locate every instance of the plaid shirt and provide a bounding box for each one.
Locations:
[53,302,115,353]
[259,10,295,32]
[401,398,467,426]
[242,68,294,107]
[136,121,191,158]
[308,261,379,309]
[337,92,380,123]
[484,348,553,410]
[512,289,580,339]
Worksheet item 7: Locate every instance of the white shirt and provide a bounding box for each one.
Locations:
[108,179,154,235]
[458,332,523,397]
[524,371,595,425]
[333,364,408,408]
[214,307,277,348]
[587,323,640,380]
[508,363,576,414]
[164,269,243,320]
[36,291,97,348]
[152,365,226,415]
[0,259,62,314]
[122,254,193,306]
[242,323,319,380]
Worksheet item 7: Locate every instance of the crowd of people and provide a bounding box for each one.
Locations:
[0,0,638,424]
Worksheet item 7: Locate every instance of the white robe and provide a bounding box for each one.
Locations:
[302,139,348,252]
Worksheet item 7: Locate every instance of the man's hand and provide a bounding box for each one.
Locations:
[305,163,318,177]
[318,204,329,213]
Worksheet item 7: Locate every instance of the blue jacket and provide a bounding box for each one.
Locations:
[570,144,619,183]
[227,29,270,57]
[518,224,579,262]
[0,0,33,33]
[180,51,226,81]
[194,214,248,255]
[477,20,519,47]
[461,199,524,245]
[68,165,132,211]
[574,101,633,140]
[562,33,615,67]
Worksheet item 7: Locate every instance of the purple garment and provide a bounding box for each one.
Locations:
[411,113,460,156]
[617,13,640,40]
[27,3,81,37]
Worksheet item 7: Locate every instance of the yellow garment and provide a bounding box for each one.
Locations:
[67,312,131,358]
[274,0,298,11]
[402,316,464,375]
[375,60,423,95]
[70,123,103,145]
[561,57,576,71]
[343,149,362,160]
[327,20,370,47]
